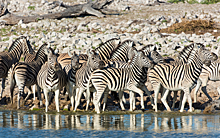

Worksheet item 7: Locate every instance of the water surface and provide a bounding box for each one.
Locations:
[0,110,220,137]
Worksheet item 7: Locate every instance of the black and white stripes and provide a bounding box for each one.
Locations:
[37,48,67,112]
[87,50,154,113]
[149,43,218,112]
[0,36,33,98]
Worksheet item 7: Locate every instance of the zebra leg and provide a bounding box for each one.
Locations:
[129,86,145,110]
[171,91,178,110]
[187,89,193,112]
[37,85,43,107]
[74,88,84,111]
[17,85,25,109]
[152,83,161,112]
[86,87,95,111]
[24,86,32,102]
[129,91,134,111]
[180,88,193,112]
[193,78,202,103]
[139,85,154,107]
[66,82,74,110]
[10,77,16,104]
[201,86,212,101]
[102,90,109,112]
[33,85,36,100]
[44,90,49,112]
[161,89,171,112]
[93,87,107,114]
[178,90,184,110]
[0,78,6,98]
[132,93,136,110]
[119,91,125,111]
[55,89,60,112]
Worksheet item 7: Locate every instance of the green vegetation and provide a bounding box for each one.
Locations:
[28,6,35,10]
[2,37,9,41]
[161,20,167,23]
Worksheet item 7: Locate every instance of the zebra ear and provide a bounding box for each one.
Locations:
[86,49,91,55]
[44,48,53,55]
[128,47,136,60]
[152,44,157,51]
[68,50,73,57]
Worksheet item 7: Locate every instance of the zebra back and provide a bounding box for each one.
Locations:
[24,53,36,63]
[57,53,88,69]
[95,38,121,60]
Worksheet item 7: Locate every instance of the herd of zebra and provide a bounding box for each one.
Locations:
[0,36,219,113]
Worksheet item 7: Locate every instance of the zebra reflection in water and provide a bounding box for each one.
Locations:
[0,111,220,132]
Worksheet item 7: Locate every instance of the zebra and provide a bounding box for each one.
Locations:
[148,43,218,112]
[87,50,155,113]
[0,36,34,98]
[37,48,67,112]
[9,43,48,109]
[73,50,105,111]
[193,61,220,103]
[65,51,80,110]
[102,46,165,111]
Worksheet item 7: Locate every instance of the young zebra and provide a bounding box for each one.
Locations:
[73,50,105,111]
[37,48,67,112]
[9,43,48,109]
[0,36,34,98]
[149,43,218,112]
[193,61,220,103]
[87,50,155,113]
[65,51,80,110]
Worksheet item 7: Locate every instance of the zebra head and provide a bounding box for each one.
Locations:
[196,43,218,66]
[68,51,80,69]
[87,50,105,70]
[147,50,165,64]
[136,51,154,69]
[45,48,61,71]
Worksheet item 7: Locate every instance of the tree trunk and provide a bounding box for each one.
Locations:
[0,0,118,25]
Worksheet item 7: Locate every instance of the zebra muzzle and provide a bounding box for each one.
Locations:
[211,52,218,61]
[98,60,106,69]
[204,60,211,66]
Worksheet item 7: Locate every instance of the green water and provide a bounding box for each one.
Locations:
[0,110,220,137]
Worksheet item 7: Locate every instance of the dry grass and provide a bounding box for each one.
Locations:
[160,19,220,38]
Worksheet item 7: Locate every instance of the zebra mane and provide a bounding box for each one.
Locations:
[187,43,205,63]
[95,38,120,51]
[177,43,197,62]
[8,36,34,54]
[139,44,156,51]
[35,43,48,62]
[110,39,136,58]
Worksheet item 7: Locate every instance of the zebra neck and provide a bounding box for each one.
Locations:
[186,54,203,80]
[130,64,143,80]
[47,68,58,79]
